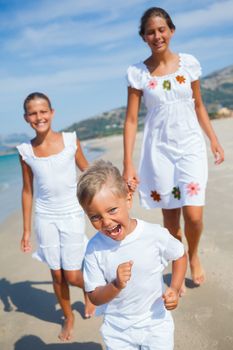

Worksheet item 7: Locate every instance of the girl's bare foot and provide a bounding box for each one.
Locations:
[179,280,186,297]
[190,255,205,285]
[58,313,74,341]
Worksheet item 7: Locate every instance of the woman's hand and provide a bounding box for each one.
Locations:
[21,232,32,253]
[210,139,224,165]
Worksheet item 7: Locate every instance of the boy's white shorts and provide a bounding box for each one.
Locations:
[33,211,88,270]
[101,312,174,350]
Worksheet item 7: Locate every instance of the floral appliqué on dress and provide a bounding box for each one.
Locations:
[172,186,181,199]
[151,190,161,202]
[163,80,171,90]
[176,75,186,84]
[186,182,200,196]
[148,79,158,89]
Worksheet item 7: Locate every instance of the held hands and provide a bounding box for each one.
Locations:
[211,139,224,164]
[114,260,134,290]
[162,287,179,310]
[123,165,140,193]
[21,232,32,253]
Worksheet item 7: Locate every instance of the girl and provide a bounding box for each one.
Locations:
[123,7,224,295]
[17,92,95,341]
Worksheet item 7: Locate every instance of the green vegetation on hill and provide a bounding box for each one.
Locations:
[201,83,233,112]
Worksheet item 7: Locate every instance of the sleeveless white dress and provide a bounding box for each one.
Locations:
[17,132,87,270]
[17,132,83,215]
[126,53,208,209]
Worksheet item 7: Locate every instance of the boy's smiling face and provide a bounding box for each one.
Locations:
[84,184,136,241]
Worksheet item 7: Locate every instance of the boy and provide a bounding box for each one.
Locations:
[77,160,187,350]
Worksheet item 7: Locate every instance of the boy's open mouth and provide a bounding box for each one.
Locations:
[106,224,122,236]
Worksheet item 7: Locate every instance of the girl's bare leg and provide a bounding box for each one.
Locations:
[64,270,96,318]
[183,206,205,285]
[162,208,186,296]
[51,269,74,341]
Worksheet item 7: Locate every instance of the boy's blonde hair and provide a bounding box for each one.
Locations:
[77,159,128,207]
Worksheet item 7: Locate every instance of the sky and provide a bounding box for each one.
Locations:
[1,0,233,137]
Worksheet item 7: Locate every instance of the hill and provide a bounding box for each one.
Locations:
[201,65,233,113]
[64,64,233,141]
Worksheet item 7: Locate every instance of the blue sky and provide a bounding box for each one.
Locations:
[1,0,233,136]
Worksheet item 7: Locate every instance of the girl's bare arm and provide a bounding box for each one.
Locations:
[192,80,224,164]
[123,87,142,184]
[19,156,34,252]
[75,139,89,171]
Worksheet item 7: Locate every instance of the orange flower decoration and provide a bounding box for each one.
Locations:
[150,190,161,202]
[176,75,186,84]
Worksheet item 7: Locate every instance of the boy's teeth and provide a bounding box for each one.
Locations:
[107,224,121,234]
[108,225,118,232]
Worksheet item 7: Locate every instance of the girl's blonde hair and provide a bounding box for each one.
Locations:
[77,159,128,207]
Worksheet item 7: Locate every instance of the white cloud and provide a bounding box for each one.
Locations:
[0,0,147,28]
[4,17,137,54]
[174,0,233,32]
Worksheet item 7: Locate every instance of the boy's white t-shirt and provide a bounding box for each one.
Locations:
[84,219,184,330]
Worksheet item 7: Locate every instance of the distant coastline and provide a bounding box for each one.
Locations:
[0,148,17,157]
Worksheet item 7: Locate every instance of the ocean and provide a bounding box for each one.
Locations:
[0,146,103,224]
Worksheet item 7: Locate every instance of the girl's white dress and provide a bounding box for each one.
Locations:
[17,132,88,270]
[126,53,208,209]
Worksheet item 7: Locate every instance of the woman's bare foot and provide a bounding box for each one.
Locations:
[179,280,186,297]
[58,313,74,341]
[190,255,205,285]
[84,294,96,319]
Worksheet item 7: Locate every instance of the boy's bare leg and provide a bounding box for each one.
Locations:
[51,269,74,341]
[83,291,96,318]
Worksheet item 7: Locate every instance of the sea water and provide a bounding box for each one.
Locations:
[0,153,22,223]
[0,146,103,223]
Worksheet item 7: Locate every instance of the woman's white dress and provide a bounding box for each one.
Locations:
[126,53,208,209]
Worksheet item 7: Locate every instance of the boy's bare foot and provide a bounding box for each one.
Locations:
[190,255,205,286]
[179,280,186,297]
[84,295,96,319]
[58,313,74,341]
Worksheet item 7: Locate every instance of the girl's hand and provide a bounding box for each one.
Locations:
[210,139,224,165]
[115,260,134,290]
[162,287,179,310]
[21,232,32,253]
[123,165,140,193]
[127,178,138,193]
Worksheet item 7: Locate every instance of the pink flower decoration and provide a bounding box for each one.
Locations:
[148,79,158,89]
[186,182,200,196]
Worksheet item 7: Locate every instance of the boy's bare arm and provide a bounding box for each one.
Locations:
[163,253,187,310]
[87,261,133,306]
[170,252,187,292]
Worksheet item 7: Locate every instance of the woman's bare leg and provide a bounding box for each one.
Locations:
[182,206,205,285]
[162,208,186,296]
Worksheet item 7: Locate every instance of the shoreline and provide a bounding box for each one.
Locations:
[1,117,233,349]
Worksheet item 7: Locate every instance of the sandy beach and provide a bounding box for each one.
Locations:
[1,118,233,350]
